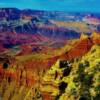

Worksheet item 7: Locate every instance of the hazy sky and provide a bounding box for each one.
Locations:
[0,0,100,12]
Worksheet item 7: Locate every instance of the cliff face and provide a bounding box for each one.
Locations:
[0,33,100,100]
[41,45,100,100]
[0,8,99,40]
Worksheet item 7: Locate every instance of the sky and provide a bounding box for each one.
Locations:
[0,0,100,12]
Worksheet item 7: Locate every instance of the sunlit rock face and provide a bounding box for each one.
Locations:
[41,45,100,100]
[0,32,100,100]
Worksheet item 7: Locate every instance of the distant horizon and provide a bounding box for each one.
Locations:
[0,7,100,14]
[0,0,100,13]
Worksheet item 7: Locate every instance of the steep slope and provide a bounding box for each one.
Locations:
[59,32,100,60]
[41,44,100,100]
[0,32,100,100]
